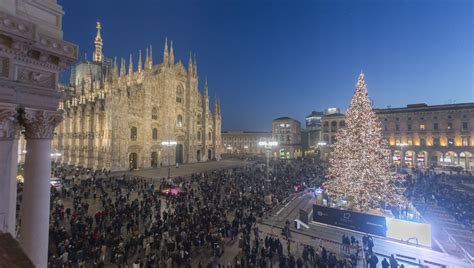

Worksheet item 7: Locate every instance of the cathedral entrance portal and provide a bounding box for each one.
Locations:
[129,153,137,170]
[151,152,158,168]
[197,150,201,162]
[208,149,212,161]
[176,144,183,164]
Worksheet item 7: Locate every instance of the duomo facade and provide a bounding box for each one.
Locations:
[47,22,222,171]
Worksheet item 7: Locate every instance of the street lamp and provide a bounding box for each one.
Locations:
[161,140,177,179]
[258,140,278,181]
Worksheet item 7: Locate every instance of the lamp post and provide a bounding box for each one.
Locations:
[258,140,278,181]
[161,140,177,180]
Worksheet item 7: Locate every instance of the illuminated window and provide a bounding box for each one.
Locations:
[407,137,413,145]
[131,127,137,141]
[462,136,469,146]
[152,128,158,140]
[419,124,426,130]
[177,115,183,127]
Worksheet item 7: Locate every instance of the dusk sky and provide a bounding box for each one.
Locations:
[59,0,474,131]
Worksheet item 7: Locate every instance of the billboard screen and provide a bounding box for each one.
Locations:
[312,205,387,237]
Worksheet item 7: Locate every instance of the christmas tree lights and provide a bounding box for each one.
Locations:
[324,73,403,211]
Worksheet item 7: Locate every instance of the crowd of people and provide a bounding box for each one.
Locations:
[14,158,343,267]
[404,169,474,229]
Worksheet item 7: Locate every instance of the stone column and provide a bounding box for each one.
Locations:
[19,109,63,268]
[0,104,19,235]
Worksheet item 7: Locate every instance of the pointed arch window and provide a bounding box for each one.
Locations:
[152,107,158,120]
[152,128,158,140]
[176,85,184,103]
[177,115,183,127]
[197,114,201,125]
[131,127,137,141]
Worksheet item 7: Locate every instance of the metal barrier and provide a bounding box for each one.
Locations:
[445,230,474,264]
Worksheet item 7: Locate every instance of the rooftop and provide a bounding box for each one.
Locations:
[375,102,474,114]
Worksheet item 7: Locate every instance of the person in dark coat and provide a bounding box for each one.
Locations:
[369,254,379,268]
[389,254,399,268]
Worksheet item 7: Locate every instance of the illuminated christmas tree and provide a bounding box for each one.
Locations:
[324,73,403,211]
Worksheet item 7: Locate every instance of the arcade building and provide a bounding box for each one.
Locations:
[375,103,474,170]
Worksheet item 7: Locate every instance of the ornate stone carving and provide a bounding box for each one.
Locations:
[37,33,78,60]
[0,104,19,139]
[0,56,9,78]
[0,11,35,41]
[21,109,63,139]
[15,65,55,88]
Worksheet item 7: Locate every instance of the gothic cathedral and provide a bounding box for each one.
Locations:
[52,22,222,171]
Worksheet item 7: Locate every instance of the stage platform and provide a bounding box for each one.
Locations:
[263,190,472,268]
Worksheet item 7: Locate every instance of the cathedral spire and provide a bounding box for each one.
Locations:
[128,53,133,75]
[149,45,153,68]
[145,48,149,70]
[120,57,126,77]
[188,51,193,76]
[214,95,218,113]
[138,49,142,72]
[163,38,169,67]
[193,54,197,78]
[112,57,118,78]
[93,21,103,62]
[169,40,174,66]
[204,76,208,96]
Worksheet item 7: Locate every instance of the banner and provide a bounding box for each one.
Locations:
[312,205,387,237]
